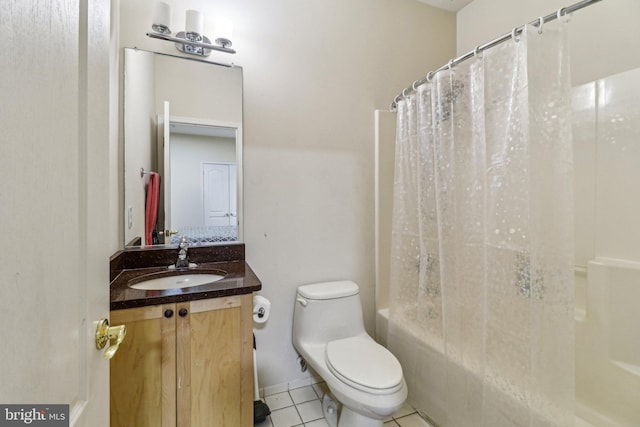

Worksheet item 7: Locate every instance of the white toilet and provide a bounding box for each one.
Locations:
[292,280,407,427]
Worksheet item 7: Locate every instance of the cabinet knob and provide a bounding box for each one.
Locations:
[178,308,188,317]
[164,309,174,318]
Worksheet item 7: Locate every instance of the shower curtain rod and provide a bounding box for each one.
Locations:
[390,0,603,111]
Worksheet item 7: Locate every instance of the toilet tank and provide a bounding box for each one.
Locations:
[292,281,367,347]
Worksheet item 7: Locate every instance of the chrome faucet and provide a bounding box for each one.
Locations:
[175,237,191,268]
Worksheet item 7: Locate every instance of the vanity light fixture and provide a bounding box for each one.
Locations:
[146,1,236,56]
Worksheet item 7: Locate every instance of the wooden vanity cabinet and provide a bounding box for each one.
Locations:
[110,294,254,427]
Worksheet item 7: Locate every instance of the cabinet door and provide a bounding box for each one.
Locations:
[178,295,254,427]
[110,295,254,427]
[110,304,177,427]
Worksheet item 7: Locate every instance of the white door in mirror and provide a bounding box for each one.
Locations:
[203,162,237,226]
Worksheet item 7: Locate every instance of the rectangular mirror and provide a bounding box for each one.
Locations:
[123,48,243,248]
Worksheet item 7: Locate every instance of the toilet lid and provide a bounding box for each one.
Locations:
[325,336,403,393]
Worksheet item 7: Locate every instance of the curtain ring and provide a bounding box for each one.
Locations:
[537,16,544,34]
[473,45,483,60]
[448,59,454,70]
[556,7,565,21]
[426,71,434,82]
[402,87,410,97]
[511,26,521,43]
[557,6,571,23]
[412,80,420,91]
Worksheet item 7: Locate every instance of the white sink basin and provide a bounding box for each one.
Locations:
[129,273,225,290]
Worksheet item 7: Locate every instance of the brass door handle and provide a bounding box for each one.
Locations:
[95,319,127,360]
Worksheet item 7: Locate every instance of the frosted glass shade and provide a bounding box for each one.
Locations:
[152,1,171,33]
[185,10,204,35]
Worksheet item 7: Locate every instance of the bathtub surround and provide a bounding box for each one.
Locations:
[389,20,574,426]
[570,67,640,427]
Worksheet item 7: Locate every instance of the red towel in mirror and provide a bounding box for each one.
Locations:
[145,172,161,245]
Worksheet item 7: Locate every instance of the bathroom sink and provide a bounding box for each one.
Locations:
[128,271,225,290]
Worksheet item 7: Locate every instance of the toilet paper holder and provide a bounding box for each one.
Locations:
[253,306,266,319]
[252,295,271,323]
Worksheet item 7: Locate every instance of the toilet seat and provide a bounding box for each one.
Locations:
[325,336,403,395]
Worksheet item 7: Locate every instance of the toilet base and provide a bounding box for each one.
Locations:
[338,406,384,427]
[322,393,338,427]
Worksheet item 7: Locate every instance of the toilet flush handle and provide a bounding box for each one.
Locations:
[296,297,308,307]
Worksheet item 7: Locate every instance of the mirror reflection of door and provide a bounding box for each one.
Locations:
[203,163,237,226]
[165,120,239,244]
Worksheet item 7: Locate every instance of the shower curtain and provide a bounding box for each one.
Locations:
[388,21,574,427]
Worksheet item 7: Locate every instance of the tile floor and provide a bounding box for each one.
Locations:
[255,383,432,427]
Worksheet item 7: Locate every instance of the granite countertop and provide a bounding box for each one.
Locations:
[110,243,262,310]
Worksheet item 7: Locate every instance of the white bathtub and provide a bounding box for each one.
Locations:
[377,258,640,426]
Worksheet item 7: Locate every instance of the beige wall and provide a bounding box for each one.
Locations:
[117,0,456,388]
[457,0,640,86]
